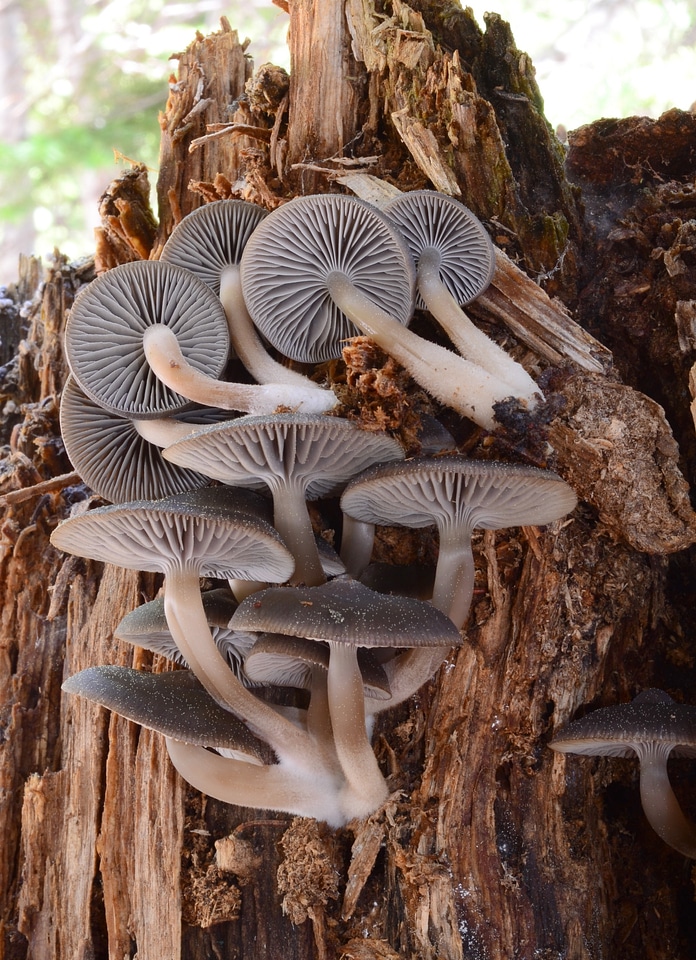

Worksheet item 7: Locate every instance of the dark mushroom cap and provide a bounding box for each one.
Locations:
[60,375,209,503]
[50,486,294,582]
[63,665,269,759]
[231,577,462,649]
[341,456,577,533]
[550,689,696,759]
[162,413,404,500]
[65,259,230,418]
[243,633,391,700]
[383,190,495,309]
[239,193,416,363]
[160,199,268,293]
[114,588,254,674]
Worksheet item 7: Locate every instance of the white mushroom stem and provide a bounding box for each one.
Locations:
[163,566,315,768]
[339,515,375,578]
[268,481,326,587]
[166,738,346,827]
[326,273,512,430]
[417,249,541,403]
[219,265,336,404]
[327,642,390,819]
[142,324,337,416]
[132,417,199,448]
[637,742,696,858]
[366,530,472,716]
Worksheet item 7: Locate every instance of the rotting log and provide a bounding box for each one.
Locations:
[2,4,696,960]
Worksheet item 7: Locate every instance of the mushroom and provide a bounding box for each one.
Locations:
[231,578,461,819]
[162,413,404,587]
[62,665,271,762]
[65,259,334,418]
[239,193,518,429]
[160,199,337,409]
[51,486,320,768]
[341,456,577,709]
[550,689,696,859]
[114,588,259,681]
[382,190,540,404]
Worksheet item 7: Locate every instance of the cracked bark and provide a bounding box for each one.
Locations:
[2,5,696,960]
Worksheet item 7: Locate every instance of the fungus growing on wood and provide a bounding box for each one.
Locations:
[162,413,404,586]
[239,193,515,429]
[550,689,696,859]
[232,577,461,818]
[383,190,540,404]
[160,198,338,409]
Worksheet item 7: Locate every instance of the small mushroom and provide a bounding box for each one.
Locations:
[162,413,404,586]
[550,689,696,859]
[65,259,333,418]
[341,456,577,710]
[232,578,461,819]
[383,190,540,404]
[240,193,516,429]
[160,199,337,410]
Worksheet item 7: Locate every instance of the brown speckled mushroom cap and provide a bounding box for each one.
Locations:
[383,190,495,309]
[551,689,696,859]
[231,578,461,650]
[60,375,209,503]
[63,666,269,759]
[114,588,257,676]
[240,193,416,363]
[65,259,230,418]
[550,689,696,760]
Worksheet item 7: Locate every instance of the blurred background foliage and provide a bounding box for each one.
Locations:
[0,0,695,279]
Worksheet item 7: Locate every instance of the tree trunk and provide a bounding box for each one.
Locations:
[2,4,696,960]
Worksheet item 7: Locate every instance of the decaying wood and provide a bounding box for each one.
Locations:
[2,3,696,959]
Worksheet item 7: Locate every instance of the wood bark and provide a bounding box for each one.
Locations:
[2,5,696,960]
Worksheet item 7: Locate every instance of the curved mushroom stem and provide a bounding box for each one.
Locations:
[220,265,336,404]
[340,515,375,578]
[132,417,200,448]
[326,273,511,430]
[366,527,471,717]
[164,566,315,768]
[327,642,390,819]
[268,481,326,587]
[638,744,696,858]
[142,325,337,416]
[417,249,541,404]
[166,738,346,827]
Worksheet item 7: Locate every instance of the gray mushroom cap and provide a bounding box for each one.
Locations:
[62,665,269,759]
[162,413,404,500]
[50,486,294,582]
[64,259,230,418]
[341,455,577,532]
[383,190,495,310]
[550,689,696,759]
[60,375,209,503]
[114,588,256,675]
[160,199,268,293]
[231,577,462,650]
[240,193,416,363]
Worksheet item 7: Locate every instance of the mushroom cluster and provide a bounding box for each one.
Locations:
[55,194,576,827]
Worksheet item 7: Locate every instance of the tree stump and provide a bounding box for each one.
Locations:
[2,4,696,959]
